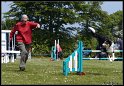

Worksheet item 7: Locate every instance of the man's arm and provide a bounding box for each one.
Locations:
[30,21,40,29]
[10,25,18,41]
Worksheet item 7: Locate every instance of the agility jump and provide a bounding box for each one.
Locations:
[1,30,20,63]
[51,39,59,61]
[63,41,123,76]
[51,39,63,61]
[1,30,31,63]
[63,41,83,76]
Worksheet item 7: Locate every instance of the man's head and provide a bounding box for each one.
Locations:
[21,14,28,22]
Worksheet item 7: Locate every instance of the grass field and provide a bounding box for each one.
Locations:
[1,57,123,85]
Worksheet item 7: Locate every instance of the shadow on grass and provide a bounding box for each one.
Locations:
[85,72,107,76]
[4,68,28,73]
[57,72,108,76]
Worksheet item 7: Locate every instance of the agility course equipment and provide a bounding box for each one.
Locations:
[1,30,20,63]
[1,30,32,63]
[82,57,123,60]
[63,41,123,76]
[51,39,59,61]
[63,41,83,76]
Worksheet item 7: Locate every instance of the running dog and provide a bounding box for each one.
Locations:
[88,27,112,58]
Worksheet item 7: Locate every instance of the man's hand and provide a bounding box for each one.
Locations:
[36,24,40,28]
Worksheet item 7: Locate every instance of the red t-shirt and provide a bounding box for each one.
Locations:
[10,21,39,44]
[57,44,62,52]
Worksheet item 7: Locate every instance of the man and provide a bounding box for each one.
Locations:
[56,43,63,60]
[10,14,40,71]
[116,38,123,57]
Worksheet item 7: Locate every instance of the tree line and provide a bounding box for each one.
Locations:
[2,1,123,57]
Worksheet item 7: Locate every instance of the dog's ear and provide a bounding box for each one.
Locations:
[106,40,112,47]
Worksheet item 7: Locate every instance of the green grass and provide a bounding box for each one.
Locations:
[1,57,123,85]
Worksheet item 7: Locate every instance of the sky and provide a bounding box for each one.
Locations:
[101,1,123,14]
[1,1,123,21]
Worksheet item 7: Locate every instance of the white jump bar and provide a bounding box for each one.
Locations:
[83,50,123,52]
[1,30,11,33]
[2,50,20,53]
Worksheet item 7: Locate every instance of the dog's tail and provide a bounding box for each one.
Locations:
[88,27,96,34]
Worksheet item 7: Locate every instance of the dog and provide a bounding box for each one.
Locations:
[88,27,112,58]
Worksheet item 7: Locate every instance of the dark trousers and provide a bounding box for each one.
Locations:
[58,51,63,59]
[17,42,31,68]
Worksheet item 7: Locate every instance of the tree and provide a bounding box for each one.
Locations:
[75,1,110,48]
[3,1,87,55]
[4,1,115,56]
[1,18,17,30]
[109,11,123,39]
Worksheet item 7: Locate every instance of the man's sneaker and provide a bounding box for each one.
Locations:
[19,67,25,71]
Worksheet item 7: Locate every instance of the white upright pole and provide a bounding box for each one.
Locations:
[112,42,115,61]
[58,39,59,45]
[11,54,14,62]
[28,51,31,59]
[13,34,15,50]
[7,54,10,63]
[5,55,8,63]
[8,33,10,51]
[12,37,14,50]
[69,56,72,71]
[55,40,56,50]
[74,51,77,71]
